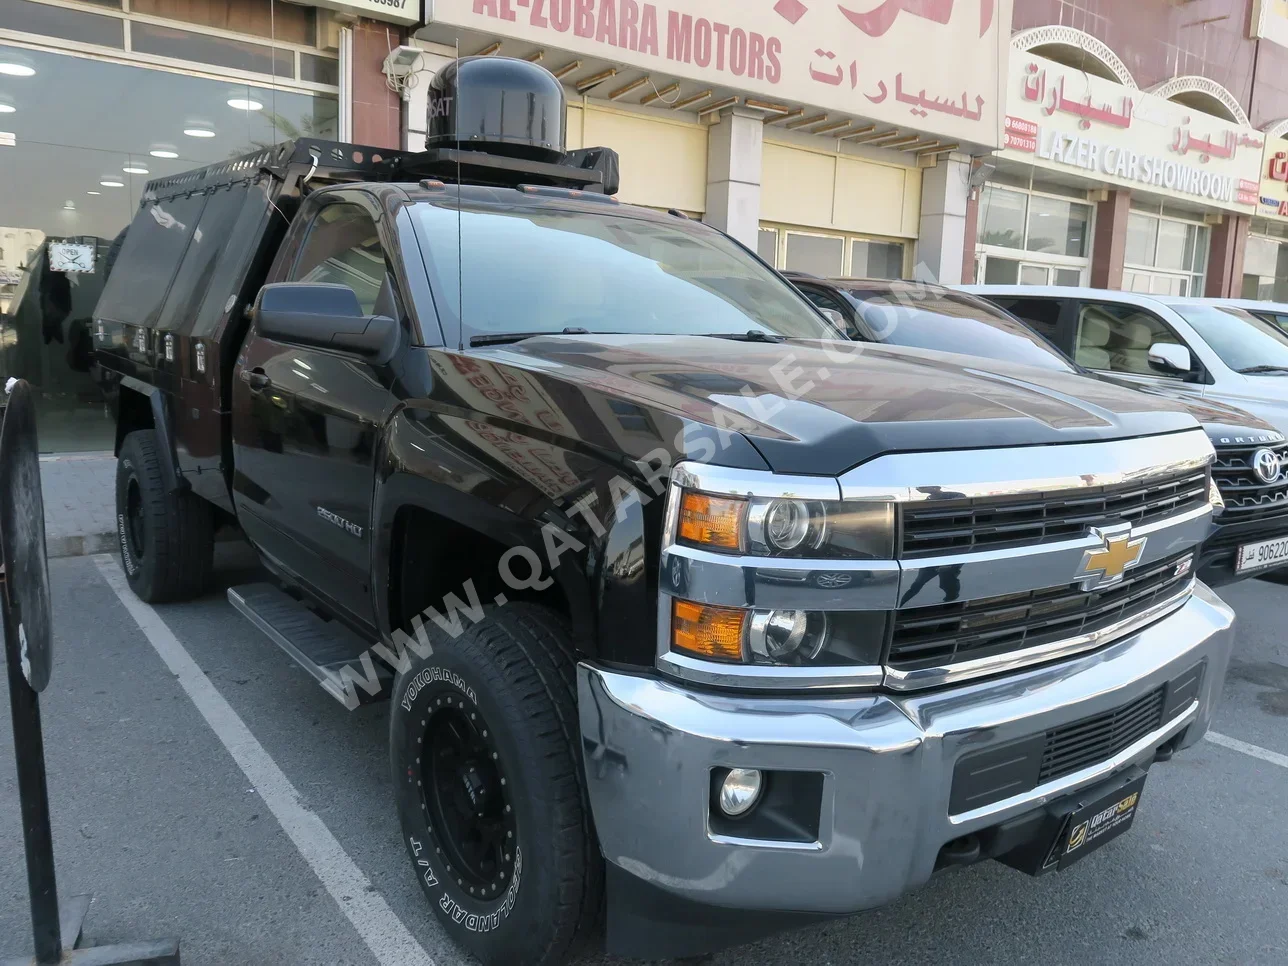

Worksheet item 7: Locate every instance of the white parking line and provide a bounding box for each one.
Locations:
[1205,730,1288,769]
[93,555,440,966]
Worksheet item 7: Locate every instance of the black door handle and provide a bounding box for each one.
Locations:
[244,368,270,391]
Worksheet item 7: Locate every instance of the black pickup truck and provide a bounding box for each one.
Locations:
[94,56,1235,966]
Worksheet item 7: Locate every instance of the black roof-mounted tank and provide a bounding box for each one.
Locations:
[425,56,566,162]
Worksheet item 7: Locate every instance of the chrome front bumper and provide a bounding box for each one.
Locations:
[578,583,1234,915]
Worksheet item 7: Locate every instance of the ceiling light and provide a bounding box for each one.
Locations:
[183,128,216,138]
[149,149,178,159]
[123,165,149,175]
[86,190,101,195]
[99,179,125,188]
[227,97,262,111]
[63,200,75,210]
[0,105,14,114]
[0,63,35,77]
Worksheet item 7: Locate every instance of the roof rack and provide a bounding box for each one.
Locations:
[139,139,410,201]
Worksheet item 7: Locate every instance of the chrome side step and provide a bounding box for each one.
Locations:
[227,583,390,709]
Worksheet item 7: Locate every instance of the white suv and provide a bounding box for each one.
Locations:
[960,286,1288,434]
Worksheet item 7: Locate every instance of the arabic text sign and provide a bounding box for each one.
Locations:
[1000,54,1263,213]
[1258,135,1288,221]
[1252,0,1288,48]
[427,0,1013,147]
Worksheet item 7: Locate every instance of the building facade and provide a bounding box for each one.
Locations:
[0,0,403,451]
[409,0,1017,286]
[966,0,1288,298]
[12,0,1288,451]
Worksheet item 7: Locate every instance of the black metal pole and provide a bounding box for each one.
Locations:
[2,593,62,964]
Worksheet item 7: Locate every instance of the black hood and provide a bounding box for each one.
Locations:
[1094,374,1284,447]
[481,335,1201,476]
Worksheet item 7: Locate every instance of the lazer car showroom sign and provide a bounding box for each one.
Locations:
[424,0,1015,148]
[1000,53,1263,214]
[1258,135,1288,221]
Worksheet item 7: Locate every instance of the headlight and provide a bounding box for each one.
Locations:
[677,489,893,559]
[749,499,819,552]
[671,600,886,667]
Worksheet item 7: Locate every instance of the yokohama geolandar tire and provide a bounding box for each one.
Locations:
[390,604,601,966]
[115,429,213,602]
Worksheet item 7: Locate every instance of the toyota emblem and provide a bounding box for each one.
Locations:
[1252,447,1282,484]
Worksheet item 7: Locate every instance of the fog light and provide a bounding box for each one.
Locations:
[718,768,763,817]
[748,610,829,663]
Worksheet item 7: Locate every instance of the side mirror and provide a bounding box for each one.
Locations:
[254,283,398,363]
[818,307,847,330]
[1147,342,1192,375]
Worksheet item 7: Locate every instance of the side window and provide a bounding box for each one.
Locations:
[990,297,1064,343]
[291,203,387,315]
[798,287,852,335]
[1074,302,1183,376]
[1265,312,1288,334]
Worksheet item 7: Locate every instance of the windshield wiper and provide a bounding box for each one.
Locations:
[1237,364,1288,374]
[697,330,785,344]
[469,327,591,347]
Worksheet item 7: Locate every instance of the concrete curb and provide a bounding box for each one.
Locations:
[48,532,117,559]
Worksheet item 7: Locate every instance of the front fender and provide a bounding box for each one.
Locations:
[116,376,184,494]
[371,408,660,666]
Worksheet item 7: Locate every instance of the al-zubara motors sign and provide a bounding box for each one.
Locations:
[425,0,1016,148]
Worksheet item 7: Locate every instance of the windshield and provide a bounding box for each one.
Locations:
[412,198,840,343]
[841,288,1075,372]
[1172,304,1288,372]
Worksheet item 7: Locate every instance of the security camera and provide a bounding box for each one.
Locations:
[968,159,997,188]
[382,45,423,79]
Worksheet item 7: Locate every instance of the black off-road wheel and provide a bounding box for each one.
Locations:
[390,604,601,966]
[115,429,213,602]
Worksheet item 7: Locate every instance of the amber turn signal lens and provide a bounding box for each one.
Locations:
[678,492,746,551]
[672,599,747,662]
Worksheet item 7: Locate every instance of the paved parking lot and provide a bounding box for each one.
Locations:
[3,548,1287,966]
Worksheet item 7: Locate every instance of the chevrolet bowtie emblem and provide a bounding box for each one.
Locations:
[1076,526,1147,590]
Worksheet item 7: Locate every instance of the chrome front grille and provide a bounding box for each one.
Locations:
[660,432,1214,693]
[1213,442,1288,519]
[888,551,1194,671]
[899,468,1209,559]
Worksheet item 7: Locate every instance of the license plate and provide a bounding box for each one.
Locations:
[1048,772,1147,872]
[1236,535,1288,573]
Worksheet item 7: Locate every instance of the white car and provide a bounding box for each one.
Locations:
[959,285,1288,436]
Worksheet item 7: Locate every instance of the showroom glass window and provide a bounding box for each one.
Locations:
[0,0,338,452]
[1122,201,1209,297]
[757,225,908,280]
[975,172,1093,287]
[1243,222,1288,302]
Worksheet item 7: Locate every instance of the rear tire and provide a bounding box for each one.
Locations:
[390,604,601,966]
[115,429,213,602]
